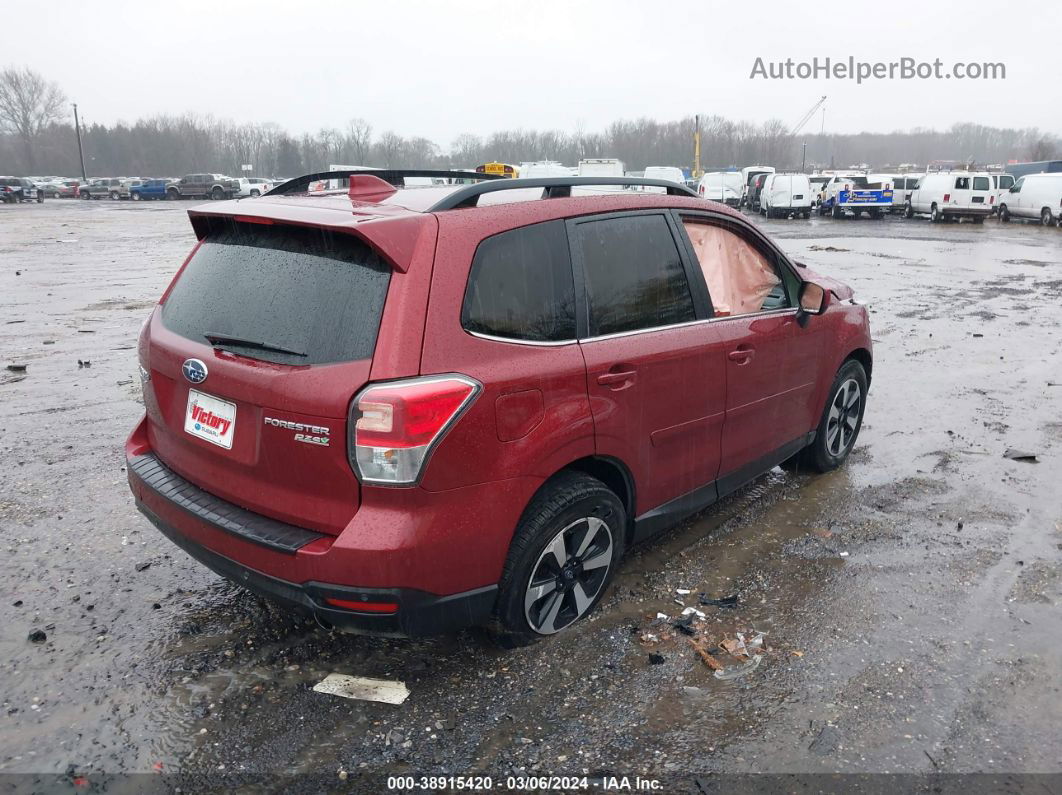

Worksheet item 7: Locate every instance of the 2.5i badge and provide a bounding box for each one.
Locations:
[184,390,237,449]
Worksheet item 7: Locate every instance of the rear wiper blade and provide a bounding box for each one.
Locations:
[204,332,307,357]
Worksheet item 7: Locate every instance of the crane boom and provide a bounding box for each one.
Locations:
[791,96,827,136]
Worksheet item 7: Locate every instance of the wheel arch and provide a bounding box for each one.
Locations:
[522,455,637,545]
[844,347,873,385]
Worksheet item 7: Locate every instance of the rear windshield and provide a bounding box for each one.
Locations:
[161,224,391,365]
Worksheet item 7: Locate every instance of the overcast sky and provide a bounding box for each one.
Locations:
[7,0,1060,146]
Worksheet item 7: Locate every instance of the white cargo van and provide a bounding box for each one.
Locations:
[740,165,775,207]
[998,173,1062,226]
[904,172,993,223]
[760,173,813,218]
[640,166,686,193]
[578,158,624,178]
[697,171,743,206]
[519,161,576,178]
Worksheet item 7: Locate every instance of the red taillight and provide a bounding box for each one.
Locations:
[349,375,480,485]
[323,598,398,614]
[943,193,951,202]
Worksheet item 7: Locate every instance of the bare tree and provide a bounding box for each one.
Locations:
[0,66,66,172]
[346,118,373,164]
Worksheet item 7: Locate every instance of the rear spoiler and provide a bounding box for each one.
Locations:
[186,209,435,274]
[267,169,504,195]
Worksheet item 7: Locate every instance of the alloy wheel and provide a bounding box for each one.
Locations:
[826,378,861,457]
[524,516,613,635]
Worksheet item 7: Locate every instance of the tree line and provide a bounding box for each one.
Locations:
[2,66,1059,177]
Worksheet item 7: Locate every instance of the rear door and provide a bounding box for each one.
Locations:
[145,221,394,533]
[971,175,992,210]
[572,211,727,515]
[676,213,824,480]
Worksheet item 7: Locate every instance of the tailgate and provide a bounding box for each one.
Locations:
[142,222,392,534]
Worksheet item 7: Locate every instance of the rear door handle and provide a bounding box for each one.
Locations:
[728,348,755,363]
[597,369,637,388]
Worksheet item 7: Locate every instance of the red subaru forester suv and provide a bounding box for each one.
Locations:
[126,170,872,643]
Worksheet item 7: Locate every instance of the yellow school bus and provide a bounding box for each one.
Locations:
[475,162,519,179]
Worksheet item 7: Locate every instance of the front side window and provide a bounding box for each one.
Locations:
[999,175,1014,189]
[682,219,789,317]
[1011,177,1024,193]
[461,220,575,342]
[576,214,695,337]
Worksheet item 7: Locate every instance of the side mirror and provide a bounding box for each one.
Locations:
[798,282,829,318]
[1009,185,1018,193]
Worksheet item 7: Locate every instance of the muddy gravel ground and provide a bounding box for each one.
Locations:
[1,201,1061,793]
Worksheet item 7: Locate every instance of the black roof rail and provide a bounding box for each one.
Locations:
[267,169,505,196]
[426,176,699,211]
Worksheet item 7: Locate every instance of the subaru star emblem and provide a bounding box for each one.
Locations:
[182,358,208,384]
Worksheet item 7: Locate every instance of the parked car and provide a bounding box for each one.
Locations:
[697,171,743,206]
[997,173,1062,226]
[125,171,872,642]
[234,177,273,198]
[746,173,769,212]
[739,166,775,207]
[169,174,241,200]
[80,178,131,200]
[47,180,82,198]
[0,177,43,203]
[904,172,993,223]
[638,166,686,193]
[760,173,813,218]
[130,179,176,201]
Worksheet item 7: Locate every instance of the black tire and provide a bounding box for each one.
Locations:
[831,205,843,219]
[784,360,868,474]
[903,202,913,219]
[1041,208,1054,227]
[999,204,1010,222]
[166,188,179,201]
[250,189,260,197]
[491,472,625,647]
[868,208,881,219]
[930,204,942,223]
[210,186,224,200]
[36,194,44,203]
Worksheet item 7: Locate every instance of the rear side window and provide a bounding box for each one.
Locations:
[161,224,390,365]
[575,214,695,337]
[955,177,970,189]
[461,220,575,342]
[973,177,990,190]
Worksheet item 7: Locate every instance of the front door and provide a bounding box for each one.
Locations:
[675,214,824,480]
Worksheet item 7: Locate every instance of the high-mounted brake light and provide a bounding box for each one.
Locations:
[348,375,480,485]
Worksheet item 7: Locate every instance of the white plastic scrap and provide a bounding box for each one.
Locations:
[312,674,410,705]
[681,607,707,619]
[675,588,692,595]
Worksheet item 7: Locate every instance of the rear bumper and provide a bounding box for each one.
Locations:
[136,499,496,636]
[943,206,992,216]
[124,417,531,636]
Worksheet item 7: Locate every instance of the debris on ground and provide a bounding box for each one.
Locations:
[713,654,763,680]
[648,653,665,665]
[680,606,706,619]
[135,561,152,572]
[688,639,725,671]
[699,593,739,609]
[1003,448,1039,463]
[675,588,691,595]
[312,674,410,705]
[6,364,27,372]
[672,615,697,636]
[27,629,47,643]
[77,359,92,368]
[808,245,850,252]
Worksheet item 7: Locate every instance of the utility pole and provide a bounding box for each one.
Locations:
[693,114,702,178]
[73,103,88,181]
[801,141,807,173]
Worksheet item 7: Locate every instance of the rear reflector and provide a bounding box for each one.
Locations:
[324,598,398,614]
[349,375,480,485]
